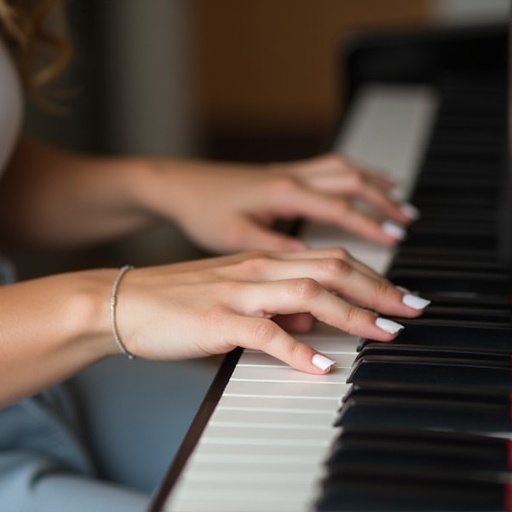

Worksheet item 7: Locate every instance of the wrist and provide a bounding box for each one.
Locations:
[68,268,124,360]
[125,157,181,223]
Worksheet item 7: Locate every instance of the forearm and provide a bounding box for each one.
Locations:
[0,137,156,249]
[0,269,118,407]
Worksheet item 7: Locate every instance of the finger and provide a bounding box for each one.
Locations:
[345,180,419,224]
[233,260,427,318]
[235,278,407,341]
[277,187,407,246]
[232,316,335,374]
[264,247,383,280]
[292,168,418,225]
[222,217,308,253]
[282,153,397,190]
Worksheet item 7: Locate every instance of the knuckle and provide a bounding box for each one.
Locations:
[268,176,301,198]
[345,171,366,192]
[289,340,306,364]
[202,303,230,329]
[235,252,273,275]
[289,277,322,300]
[249,319,280,348]
[372,278,392,305]
[332,200,350,217]
[345,306,366,334]
[321,257,352,278]
[327,247,350,261]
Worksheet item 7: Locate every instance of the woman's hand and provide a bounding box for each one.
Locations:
[137,153,419,253]
[114,247,429,374]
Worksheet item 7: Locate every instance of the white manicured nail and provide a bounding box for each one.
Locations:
[402,293,431,310]
[312,354,336,372]
[401,203,420,220]
[375,317,404,334]
[382,221,406,240]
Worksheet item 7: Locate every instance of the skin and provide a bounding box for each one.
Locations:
[0,136,425,408]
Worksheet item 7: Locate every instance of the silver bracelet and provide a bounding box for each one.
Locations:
[110,265,135,360]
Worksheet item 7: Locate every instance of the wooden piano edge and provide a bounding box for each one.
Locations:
[148,347,244,512]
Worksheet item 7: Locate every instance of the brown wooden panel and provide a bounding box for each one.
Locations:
[192,0,432,136]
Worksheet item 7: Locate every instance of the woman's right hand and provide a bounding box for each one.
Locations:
[114,247,430,374]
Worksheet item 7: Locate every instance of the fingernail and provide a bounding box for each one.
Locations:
[312,353,336,372]
[401,203,420,220]
[375,317,404,334]
[381,221,406,240]
[396,286,410,293]
[402,293,431,310]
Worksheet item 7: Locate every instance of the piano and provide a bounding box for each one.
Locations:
[150,22,511,512]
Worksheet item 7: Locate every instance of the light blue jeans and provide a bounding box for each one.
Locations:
[0,356,222,512]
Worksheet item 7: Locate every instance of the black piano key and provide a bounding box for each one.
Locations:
[326,445,509,475]
[336,426,512,467]
[395,245,497,261]
[419,307,511,324]
[357,341,512,359]
[335,396,512,432]
[403,293,511,308]
[391,323,512,351]
[352,353,510,370]
[343,381,512,406]
[355,344,511,363]
[316,470,508,511]
[347,359,512,390]
[387,269,512,296]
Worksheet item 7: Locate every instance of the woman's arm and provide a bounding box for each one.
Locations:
[0,137,416,252]
[0,248,430,408]
[0,268,118,406]
[0,136,156,249]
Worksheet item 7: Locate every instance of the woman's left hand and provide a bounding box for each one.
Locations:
[137,152,418,253]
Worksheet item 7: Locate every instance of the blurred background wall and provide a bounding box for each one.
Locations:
[18,0,509,276]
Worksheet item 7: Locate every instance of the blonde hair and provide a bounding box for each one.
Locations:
[0,0,71,93]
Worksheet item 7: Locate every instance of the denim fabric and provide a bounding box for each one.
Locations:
[0,258,150,511]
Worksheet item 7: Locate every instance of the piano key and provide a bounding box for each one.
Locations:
[356,342,512,360]
[336,395,512,432]
[316,471,509,511]
[392,323,512,350]
[335,425,512,461]
[353,353,510,369]
[218,394,340,412]
[223,378,349,399]
[348,359,512,390]
[326,445,511,474]
[344,381,512,404]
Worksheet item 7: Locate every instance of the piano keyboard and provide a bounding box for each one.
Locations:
[155,84,440,512]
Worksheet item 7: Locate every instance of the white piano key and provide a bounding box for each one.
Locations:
[199,424,335,445]
[209,406,336,430]
[169,486,320,512]
[193,438,328,460]
[241,344,359,364]
[223,377,349,398]
[230,364,350,383]
[218,394,340,411]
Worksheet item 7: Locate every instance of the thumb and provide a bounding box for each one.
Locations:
[230,217,308,252]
